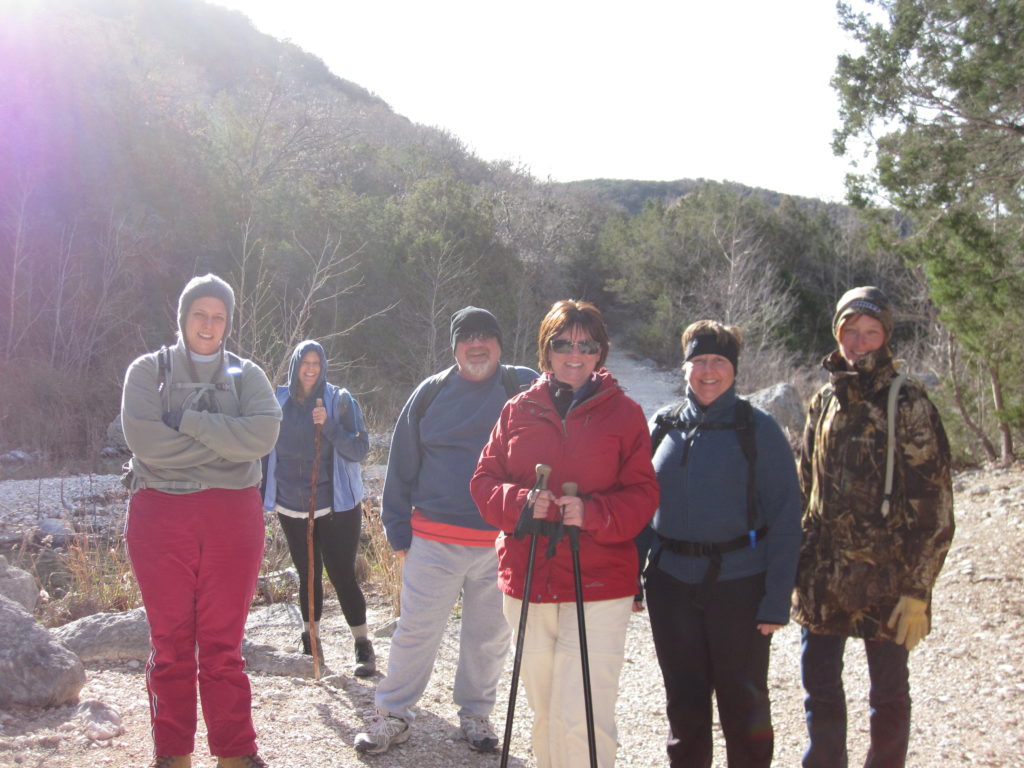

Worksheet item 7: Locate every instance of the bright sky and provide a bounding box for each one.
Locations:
[213,0,858,202]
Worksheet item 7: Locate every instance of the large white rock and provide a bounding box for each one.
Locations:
[747,382,805,437]
[0,555,40,612]
[0,593,85,708]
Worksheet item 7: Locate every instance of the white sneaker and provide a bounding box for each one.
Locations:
[354,711,410,754]
[459,713,498,752]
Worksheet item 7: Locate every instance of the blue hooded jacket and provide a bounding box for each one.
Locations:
[263,340,368,514]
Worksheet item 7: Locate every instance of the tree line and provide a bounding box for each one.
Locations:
[0,0,1019,467]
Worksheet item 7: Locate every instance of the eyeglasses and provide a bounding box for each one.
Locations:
[460,331,497,344]
[550,338,601,355]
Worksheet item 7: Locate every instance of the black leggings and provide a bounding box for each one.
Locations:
[277,504,367,627]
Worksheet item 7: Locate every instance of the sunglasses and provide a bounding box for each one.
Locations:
[550,338,601,355]
[460,331,497,343]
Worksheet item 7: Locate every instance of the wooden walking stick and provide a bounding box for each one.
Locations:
[307,397,324,680]
[562,481,597,768]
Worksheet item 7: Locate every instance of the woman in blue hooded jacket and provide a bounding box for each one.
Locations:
[637,320,801,768]
[262,339,374,676]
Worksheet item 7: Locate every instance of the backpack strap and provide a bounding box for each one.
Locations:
[881,371,908,518]
[413,365,459,422]
[225,351,244,403]
[157,346,171,412]
[733,398,759,543]
[500,364,524,399]
[650,402,689,455]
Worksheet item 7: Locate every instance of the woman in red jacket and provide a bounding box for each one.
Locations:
[471,299,658,768]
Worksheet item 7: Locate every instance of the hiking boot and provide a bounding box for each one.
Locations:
[300,631,325,663]
[354,711,410,754]
[149,758,191,768]
[353,637,376,677]
[215,754,268,768]
[460,713,498,752]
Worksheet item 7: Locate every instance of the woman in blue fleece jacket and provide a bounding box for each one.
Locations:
[637,320,801,768]
[262,339,375,677]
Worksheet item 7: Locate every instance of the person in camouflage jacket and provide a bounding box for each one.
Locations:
[794,286,954,768]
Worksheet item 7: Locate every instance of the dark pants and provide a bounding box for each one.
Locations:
[801,629,911,768]
[646,567,773,768]
[277,504,367,627]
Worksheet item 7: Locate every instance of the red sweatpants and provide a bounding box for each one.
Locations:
[125,487,265,758]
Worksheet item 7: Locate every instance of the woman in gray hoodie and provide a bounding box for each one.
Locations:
[121,274,281,768]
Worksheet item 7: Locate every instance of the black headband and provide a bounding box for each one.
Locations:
[683,334,739,371]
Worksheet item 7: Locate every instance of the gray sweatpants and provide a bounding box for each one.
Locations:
[375,535,510,722]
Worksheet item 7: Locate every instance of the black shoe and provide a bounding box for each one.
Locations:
[300,631,325,663]
[354,637,376,677]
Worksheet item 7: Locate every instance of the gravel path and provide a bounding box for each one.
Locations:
[1,352,1023,767]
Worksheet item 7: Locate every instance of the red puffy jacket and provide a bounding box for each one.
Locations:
[471,370,658,603]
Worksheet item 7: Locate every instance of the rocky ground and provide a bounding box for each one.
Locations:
[1,350,1023,767]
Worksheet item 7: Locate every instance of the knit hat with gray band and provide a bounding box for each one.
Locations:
[684,334,739,373]
[177,273,235,339]
[832,285,893,341]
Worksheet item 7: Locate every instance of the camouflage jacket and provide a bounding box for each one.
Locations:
[793,349,954,639]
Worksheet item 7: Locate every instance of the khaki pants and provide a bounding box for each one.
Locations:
[503,595,633,768]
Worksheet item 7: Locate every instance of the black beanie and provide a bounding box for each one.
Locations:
[450,306,502,351]
[177,273,235,340]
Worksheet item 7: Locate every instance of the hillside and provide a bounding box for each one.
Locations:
[3,0,987,470]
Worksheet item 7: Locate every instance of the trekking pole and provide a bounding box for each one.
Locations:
[562,481,597,768]
[306,397,324,681]
[500,463,551,768]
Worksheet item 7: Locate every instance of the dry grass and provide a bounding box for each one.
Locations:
[359,492,402,617]
[6,530,142,628]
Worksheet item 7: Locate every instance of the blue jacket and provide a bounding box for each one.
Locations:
[382,363,536,551]
[639,384,802,624]
[263,340,368,514]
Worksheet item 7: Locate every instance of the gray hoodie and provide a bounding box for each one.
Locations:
[121,291,281,493]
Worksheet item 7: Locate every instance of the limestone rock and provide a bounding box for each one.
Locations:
[747,382,805,436]
[74,699,124,741]
[53,606,319,677]
[51,608,151,662]
[0,594,85,708]
[0,555,39,612]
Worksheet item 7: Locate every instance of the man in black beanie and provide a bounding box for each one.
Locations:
[355,307,537,755]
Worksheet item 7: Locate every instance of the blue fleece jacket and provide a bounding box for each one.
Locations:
[381,363,537,551]
[639,384,802,624]
[263,340,368,514]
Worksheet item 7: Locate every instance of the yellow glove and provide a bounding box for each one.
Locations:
[886,596,929,651]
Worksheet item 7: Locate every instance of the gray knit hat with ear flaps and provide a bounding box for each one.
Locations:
[177,273,235,340]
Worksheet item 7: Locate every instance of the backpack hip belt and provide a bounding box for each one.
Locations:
[651,526,768,602]
[655,526,767,560]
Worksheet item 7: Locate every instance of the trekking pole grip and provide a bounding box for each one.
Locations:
[514,463,551,538]
[536,463,552,491]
